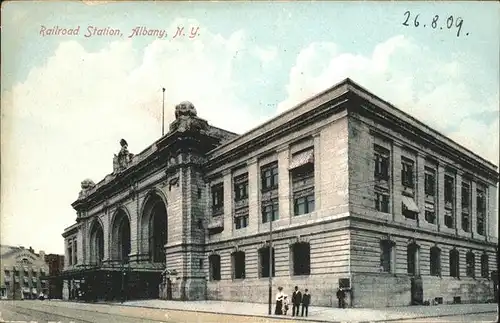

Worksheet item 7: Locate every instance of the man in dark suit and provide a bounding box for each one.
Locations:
[301,288,311,317]
[291,286,302,316]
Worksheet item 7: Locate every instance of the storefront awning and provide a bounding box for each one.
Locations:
[289,149,314,170]
[22,287,30,293]
[402,196,419,213]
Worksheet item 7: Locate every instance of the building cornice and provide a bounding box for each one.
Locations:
[351,94,499,181]
[204,95,350,171]
[346,81,498,175]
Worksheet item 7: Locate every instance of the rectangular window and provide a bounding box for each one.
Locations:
[401,159,414,189]
[374,146,390,180]
[402,202,418,220]
[425,203,436,224]
[444,175,454,205]
[476,187,486,235]
[211,183,224,215]
[262,200,279,223]
[234,215,249,229]
[209,255,221,281]
[375,192,390,213]
[294,194,315,216]
[424,168,436,197]
[234,174,248,201]
[261,162,278,191]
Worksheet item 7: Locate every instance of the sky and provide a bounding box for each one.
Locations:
[1,1,499,254]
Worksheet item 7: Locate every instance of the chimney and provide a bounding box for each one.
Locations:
[29,246,34,253]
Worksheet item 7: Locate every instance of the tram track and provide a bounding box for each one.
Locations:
[0,302,169,323]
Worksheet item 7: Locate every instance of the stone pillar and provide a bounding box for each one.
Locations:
[437,164,446,232]
[416,154,426,228]
[248,158,259,234]
[74,236,79,265]
[392,143,403,222]
[488,184,498,242]
[277,146,291,224]
[313,134,322,212]
[101,212,111,262]
[455,172,463,236]
[223,170,233,237]
[62,280,69,300]
[471,181,477,239]
[128,199,139,260]
[64,239,70,268]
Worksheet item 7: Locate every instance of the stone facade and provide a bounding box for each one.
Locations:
[61,79,498,307]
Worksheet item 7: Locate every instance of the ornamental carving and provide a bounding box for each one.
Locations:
[169,101,209,133]
[78,179,96,199]
[113,139,134,173]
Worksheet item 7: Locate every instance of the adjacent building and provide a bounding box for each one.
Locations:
[45,254,65,299]
[61,79,498,307]
[0,245,49,300]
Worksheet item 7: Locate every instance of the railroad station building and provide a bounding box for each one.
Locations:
[60,78,498,307]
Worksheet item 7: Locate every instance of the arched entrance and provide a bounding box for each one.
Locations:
[89,220,104,265]
[139,191,167,299]
[141,192,167,263]
[112,209,131,262]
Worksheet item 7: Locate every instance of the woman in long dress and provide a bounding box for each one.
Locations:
[274,287,284,315]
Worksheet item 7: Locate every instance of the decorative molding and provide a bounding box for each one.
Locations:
[168,177,179,191]
[291,235,310,245]
[277,144,289,153]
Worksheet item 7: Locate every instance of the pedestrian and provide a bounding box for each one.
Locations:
[291,286,302,316]
[283,295,290,315]
[336,287,346,308]
[274,286,284,315]
[301,288,311,317]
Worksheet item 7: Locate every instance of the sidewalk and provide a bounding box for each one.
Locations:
[114,299,498,322]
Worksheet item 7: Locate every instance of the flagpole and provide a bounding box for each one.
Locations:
[162,88,166,136]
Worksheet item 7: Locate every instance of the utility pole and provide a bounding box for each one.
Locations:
[268,213,273,315]
[162,88,166,136]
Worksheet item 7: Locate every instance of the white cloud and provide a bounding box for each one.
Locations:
[277,35,499,166]
[0,19,272,253]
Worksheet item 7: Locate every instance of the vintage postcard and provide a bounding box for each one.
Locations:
[0,1,498,322]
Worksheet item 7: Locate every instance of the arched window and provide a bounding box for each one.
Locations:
[292,242,310,276]
[258,246,275,278]
[407,243,420,276]
[481,253,489,278]
[466,251,475,278]
[231,251,245,279]
[380,240,395,273]
[430,246,441,276]
[449,249,460,278]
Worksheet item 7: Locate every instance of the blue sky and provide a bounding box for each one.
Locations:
[1,1,498,254]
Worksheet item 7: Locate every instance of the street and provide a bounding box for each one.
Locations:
[0,300,497,323]
[0,300,294,323]
[396,313,497,322]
